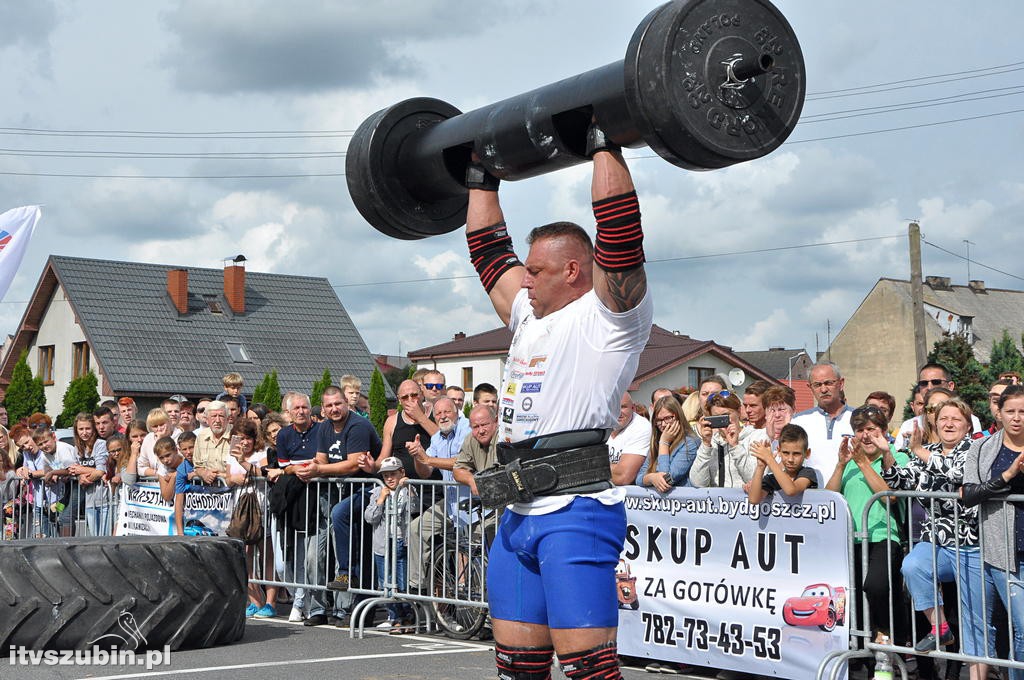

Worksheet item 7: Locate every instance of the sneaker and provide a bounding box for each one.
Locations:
[303,614,329,627]
[376,619,396,631]
[326,574,349,591]
[288,606,305,623]
[245,603,259,618]
[914,627,955,653]
[333,613,351,629]
[254,604,277,618]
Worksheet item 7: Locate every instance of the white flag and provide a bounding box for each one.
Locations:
[0,205,41,302]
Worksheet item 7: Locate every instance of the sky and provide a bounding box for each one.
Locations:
[1,0,1023,364]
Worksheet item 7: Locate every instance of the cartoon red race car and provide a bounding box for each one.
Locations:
[782,583,847,632]
[615,560,639,610]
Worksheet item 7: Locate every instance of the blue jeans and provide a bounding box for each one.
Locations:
[957,547,997,658]
[85,505,110,536]
[903,541,957,611]
[331,488,370,577]
[987,560,1024,679]
[374,542,409,621]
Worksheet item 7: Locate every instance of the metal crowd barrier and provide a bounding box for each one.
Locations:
[819,489,1024,680]
[2,476,118,539]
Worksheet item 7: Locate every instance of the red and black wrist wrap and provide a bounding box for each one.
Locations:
[593,190,644,272]
[468,222,523,293]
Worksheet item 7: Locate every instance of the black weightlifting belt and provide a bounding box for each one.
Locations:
[474,429,612,508]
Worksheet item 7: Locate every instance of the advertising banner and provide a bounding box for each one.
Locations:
[115,483,234,536]
[618,487,851,679]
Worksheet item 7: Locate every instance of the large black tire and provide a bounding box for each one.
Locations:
[0,536,246,652]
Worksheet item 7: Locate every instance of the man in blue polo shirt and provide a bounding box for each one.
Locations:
[295,385,381,626]
[269,391,322,623]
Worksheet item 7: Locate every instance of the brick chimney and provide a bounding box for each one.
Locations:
[968,280,987,293]
[454,331,466,340]
[167,269,189,314]
[224,257,246,314]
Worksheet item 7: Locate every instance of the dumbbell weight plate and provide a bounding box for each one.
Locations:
[625,0,805,170]
[346,97,467,240]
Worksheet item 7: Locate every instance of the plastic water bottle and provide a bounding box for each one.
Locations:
[873,636,893,680]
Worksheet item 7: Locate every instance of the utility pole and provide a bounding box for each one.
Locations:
[964,239,975,281]
[909,222,927,369]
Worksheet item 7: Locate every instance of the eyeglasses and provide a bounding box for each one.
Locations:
[399,394,420,400]
[423,383,444,391]
[918,378,947,388]
[655,415,677,424]
[107,447,123,454]
[924,402,947,415]
[810,379,838,390]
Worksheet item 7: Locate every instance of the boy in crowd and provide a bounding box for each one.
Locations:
[152,436,183,503]
[218,372,248,415]
[341,375,368,418]
[14,425,78,537]
[747,424,817,503]
[363,456,416,632]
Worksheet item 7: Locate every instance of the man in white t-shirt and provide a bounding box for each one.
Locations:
[463,123,652,680]
[609,392,651,486]
[790,362,853,484]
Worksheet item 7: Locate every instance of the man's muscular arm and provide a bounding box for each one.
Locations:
[467,181,524,326]
[590,149,648,313]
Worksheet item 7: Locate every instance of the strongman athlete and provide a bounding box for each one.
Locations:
[465,124,653,680]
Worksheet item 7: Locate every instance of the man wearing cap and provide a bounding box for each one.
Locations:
[463,124,652,679]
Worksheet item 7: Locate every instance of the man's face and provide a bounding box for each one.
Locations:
[615,393,634,433]
[226,402,240,424]
[918,367,952,391]
[206,408,228,436]
[808,366,843,411]
[398,382,422,411]
[990,383,1009,423]
[179,408,194,429]
[742,393,766,427]
[470,410,498,446]
[95,414,115,439]
[522,238,572,319]
[446,388,465,413]
[164,403,180,426]
[343,386,360,408]
[321,391,349,424]
[178,439,195,463]
[119,402,136,424]
[434,400,457,434]
[422,373,445,404]
[475,392,498,409]
[698,381,721,404]
[911,391,926,416]
[289,398,311,428]
[196,400,211,426]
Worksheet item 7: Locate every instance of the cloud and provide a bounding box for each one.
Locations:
[160,0,493,94]
[0,0,58,76]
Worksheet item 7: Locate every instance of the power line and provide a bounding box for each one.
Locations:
[807,60,1024,97]
[0,148,347,160]
[332,234,902,289]
[789,107,1024,145]
[0,170,346,179]
[806,65,1024,101]
[0,127,354,139]
[801,84,1024,123]
[922,238,1024,283]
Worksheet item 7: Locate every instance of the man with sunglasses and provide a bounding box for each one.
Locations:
[896,362,981,447]
[463,124,652,680]
[791,362,854,482]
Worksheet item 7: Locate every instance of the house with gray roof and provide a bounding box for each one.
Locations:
[409,324,778,407]
[826,276,1024,407]
[0,255,388,415]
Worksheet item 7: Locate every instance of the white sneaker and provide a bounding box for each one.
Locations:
[376,620,395,630]
[288,607,305,623]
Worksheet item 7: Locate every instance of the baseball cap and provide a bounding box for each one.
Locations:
[379,456,404,473]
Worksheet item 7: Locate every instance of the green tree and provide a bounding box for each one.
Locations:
[369,367,388,436]
[985,329,1024,385]
[383,366,406,395]
[3,350,46,423]
[310,368,333,407]
[56,371,100,428]
[928,332,989,428]
[252,370,282,412]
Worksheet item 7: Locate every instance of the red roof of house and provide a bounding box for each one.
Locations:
[781,379,816,412]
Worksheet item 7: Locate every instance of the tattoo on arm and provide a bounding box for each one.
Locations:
[602,267,648,313]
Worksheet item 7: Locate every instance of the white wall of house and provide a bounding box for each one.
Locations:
[414,355,505,392]
[27,285,102,417]
[633,355,757,406]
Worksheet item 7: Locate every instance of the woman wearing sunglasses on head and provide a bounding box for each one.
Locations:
[690,391,766,489]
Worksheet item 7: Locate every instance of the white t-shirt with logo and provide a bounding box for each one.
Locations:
[609,413,652,468]
[501,287,653,514]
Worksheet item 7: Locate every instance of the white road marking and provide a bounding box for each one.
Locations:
[83,642,492,680]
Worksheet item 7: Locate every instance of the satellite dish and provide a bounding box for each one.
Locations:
[728,368,746,387]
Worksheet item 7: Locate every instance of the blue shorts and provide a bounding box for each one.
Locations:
[486,497,626,629]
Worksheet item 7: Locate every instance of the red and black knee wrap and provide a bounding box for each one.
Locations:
[468,222,523,293]
[593,191,644,273]
[558,642,622,679]
[495,643,554,680]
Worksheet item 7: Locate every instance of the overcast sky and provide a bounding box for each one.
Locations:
[2,1,1022,364]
